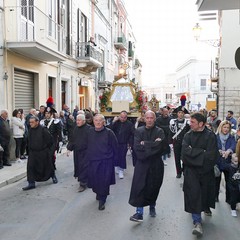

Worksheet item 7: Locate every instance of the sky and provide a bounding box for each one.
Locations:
[124,0,203,87]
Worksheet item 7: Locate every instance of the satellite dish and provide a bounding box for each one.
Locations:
[235,47,240,69]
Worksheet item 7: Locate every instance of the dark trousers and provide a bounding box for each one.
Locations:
[173,142,183,175]
[215,174,221,198]
[230,188,240,210]
[0,143,10,165]
[20,135,27,156]
[14,138,23,158]
[215,171,230,203]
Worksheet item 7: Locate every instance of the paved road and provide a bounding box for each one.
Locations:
[0,151,240,240]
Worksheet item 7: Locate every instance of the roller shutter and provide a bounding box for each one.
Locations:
[14,70,34,114]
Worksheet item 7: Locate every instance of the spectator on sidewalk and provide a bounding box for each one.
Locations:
[11,109,25,162]
[129,110,165,222]
[226,110,237,130]
[181,112,218,237]
[18,109,28,159]
[215,120,236,203]
[207,109,221,133]
[0,109,11,168]
[22,116,57,190]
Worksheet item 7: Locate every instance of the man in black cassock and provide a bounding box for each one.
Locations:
[22,116,56,190]
[109,110,134,179]
[67,114,90,192]
[181,112,218,237]
[129,110,165,222]
[87,114,118,210]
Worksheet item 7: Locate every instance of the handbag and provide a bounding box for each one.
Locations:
[214,165,221,177]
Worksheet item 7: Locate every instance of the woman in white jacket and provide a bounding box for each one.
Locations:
[12,109,25,162]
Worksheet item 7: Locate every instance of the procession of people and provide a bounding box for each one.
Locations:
[1,99,240,238]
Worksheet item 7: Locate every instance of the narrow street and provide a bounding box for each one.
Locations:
[0,151,240,240]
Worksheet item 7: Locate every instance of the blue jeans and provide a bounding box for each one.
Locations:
[192,213,202,224]
[136,203,156,215]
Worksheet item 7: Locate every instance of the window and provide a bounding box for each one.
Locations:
[166,93,172,100]
[200,79,206,90]
[48,0,57,39]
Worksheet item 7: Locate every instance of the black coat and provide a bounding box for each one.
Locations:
[87,127,118,196]
[182,127,218,213]
[67,124,90,181]
[0,117,11,146]
[129,126,165,207]
[27,125,54,182]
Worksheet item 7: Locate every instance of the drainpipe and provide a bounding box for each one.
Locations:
[57,61,62,111]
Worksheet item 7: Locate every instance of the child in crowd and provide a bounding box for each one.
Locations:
[223,153,240,217]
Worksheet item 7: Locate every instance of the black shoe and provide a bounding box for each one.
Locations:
[22,185,35,191]
[176,173,181,178]
[20,155,27,160]
[52,175,58,184]
[3,162,11,166]
[0,165,3,169]
[78,185,86,192]
[149,207,156,217]
[98,200,105,210]
[204,208,212,216]
[130,213,143,222]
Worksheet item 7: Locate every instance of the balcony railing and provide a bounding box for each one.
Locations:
[75,42,103,65]
[114,34,127,50]
[5,5,66,61]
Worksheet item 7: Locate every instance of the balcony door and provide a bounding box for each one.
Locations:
[20,0,34,41]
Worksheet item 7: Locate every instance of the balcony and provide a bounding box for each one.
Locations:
[114,35,127,50]
[5,6,66,62]
[75,42,103,73]
[128,49,134,59]
[196,0,238,11]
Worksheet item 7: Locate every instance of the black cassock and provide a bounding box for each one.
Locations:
[87,127,118,197]
[181,127,218,213]
[27,125,54,182]
[129,126,165,207]
[67,123,90,183]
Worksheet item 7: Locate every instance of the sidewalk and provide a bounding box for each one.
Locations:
[0,160,27,188]
[0,147,67,189]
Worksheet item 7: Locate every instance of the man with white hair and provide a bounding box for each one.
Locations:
[67,114,91,192]
[0,109,11,168]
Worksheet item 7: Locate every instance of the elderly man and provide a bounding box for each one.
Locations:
[0,109,11,168]
[22,116,56,190]
[67,114,90,192]
[87,114,118,210]
[129,110,165,222]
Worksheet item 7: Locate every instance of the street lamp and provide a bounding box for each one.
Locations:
[192,23,220,47]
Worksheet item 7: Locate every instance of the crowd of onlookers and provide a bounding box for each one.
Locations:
[0,104,96,169]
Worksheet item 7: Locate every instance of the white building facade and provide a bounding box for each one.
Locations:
[0,0,140,114]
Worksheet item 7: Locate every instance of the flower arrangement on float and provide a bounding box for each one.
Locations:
[99,90,110,111]
[135,90,148,111]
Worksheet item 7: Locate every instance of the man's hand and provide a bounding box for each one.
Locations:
[66,150,71,157]
[140,141,144,145]
[155,138,161,142]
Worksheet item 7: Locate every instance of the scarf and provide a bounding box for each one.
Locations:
[219,133,229,151]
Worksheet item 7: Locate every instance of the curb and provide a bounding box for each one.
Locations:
[0,172,27,188]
